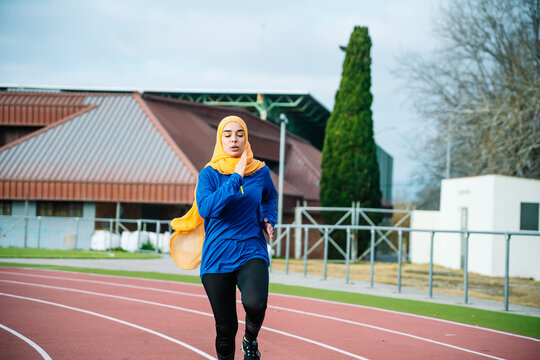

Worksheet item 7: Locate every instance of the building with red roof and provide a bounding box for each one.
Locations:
[0,88,325,249]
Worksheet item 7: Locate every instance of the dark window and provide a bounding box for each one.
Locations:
[520,203,539,231]
[0,201,12,215]
[37,202,83,217]
[0,125,42,147]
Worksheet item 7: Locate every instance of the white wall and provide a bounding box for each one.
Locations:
[491,176,540,279]
[440,176,497,274]
[410,175,540,280]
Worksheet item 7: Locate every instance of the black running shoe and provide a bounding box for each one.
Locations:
[242,338,261,360]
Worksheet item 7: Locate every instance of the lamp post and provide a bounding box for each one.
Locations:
[276,113,288,256]
[445,103,464,179]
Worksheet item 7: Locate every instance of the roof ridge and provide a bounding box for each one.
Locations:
[0,91,87,97]
[133,92,199,181]
[142,93,259,119]
[0,90,131,98]
[0,104,97,152]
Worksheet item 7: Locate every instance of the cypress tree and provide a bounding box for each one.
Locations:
[320,26,382,257]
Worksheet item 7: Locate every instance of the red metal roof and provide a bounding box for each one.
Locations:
[0,92,198,203]
[0,91,322,205]
[285,139,321,202]
[0,92,90,126]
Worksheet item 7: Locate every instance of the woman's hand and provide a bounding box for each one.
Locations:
[264,219,274,241]
[234,150,248,177]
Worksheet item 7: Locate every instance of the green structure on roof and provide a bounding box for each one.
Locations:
[151,91,330,150]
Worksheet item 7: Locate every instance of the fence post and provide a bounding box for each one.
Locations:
[37,216,42,249]
[346,227,351,284]
[109,219,114,251]
[285,227,290,275]
[75,217,80,250]
[398,229,403,293]
[464,232,470,304]
[303,226,309,277]
[370,227,375,288]
[155,221,161,254]
[137,220,141,250]
[294,202,301,259]
[429,231,435,298]
[504,234,511,311]
[323,227,329,280]
[351,202,356,261]
[23,200,29,248]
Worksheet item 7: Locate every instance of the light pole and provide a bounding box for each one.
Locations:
[445,102,464,179]
[445,120,452,179]
[444,103,489,179]
[276,113,288,256]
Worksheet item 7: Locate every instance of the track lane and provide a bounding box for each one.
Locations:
[0,280,366,360]
[0,278,499,360]
[0,323,51,360]
[1,268,539,359]
[0,291,215,359]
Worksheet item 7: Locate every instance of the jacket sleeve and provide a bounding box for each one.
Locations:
[196,168,244,219]
[261,167,278,227]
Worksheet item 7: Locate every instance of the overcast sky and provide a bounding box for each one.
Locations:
[0,0,441,201]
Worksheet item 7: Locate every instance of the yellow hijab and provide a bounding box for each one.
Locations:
[169,115,265,269]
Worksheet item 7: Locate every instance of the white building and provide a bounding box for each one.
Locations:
[410,175,540,280]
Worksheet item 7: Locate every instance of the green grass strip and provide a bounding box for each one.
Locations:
[0,261,538,339]
[0,248,160,259]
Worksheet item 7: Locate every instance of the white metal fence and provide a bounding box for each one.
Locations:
[2,213,539,311]
[0,216,172,253]
[271,223,539,312]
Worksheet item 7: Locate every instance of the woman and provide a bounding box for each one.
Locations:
[175,115,277,360]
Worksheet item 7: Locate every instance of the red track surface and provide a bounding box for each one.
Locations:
[0,267,538,359]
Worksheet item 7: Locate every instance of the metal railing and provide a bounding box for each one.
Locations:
[288,203,411,261]
[2,214,539,311]
[0,216,172,253]
[270,223,540,311]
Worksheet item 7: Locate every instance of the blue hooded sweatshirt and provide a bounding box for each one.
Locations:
[196,165,277,277]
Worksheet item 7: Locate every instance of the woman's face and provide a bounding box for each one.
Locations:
[221,121,246,157]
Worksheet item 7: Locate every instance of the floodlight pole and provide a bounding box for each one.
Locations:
[277,113,288,256]
[445,102,465,179]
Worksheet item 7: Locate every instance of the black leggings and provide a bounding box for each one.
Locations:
[201,258,269,360]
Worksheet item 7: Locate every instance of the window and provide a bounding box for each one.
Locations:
[520,202,539,231]
[0,201,12,215]
[37,202,83,217]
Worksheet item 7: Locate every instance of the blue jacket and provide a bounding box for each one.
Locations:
[196,165,278,276]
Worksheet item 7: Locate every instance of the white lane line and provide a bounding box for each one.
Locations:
[0,271,207,299]
[0,292,216,360]
[270,292,540,343]
[0,323,53,360]
[2,270,538,345]
[269,305,507,360]
[0,279,369,360]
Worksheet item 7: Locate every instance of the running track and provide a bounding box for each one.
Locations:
[0,267,538,359]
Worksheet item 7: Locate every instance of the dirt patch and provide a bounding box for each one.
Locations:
[270,259,540,308]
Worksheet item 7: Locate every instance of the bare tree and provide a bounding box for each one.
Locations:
[398,0,539,201]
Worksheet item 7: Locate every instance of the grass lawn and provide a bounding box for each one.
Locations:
[0,247,160,259]
[0,261,538,339]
